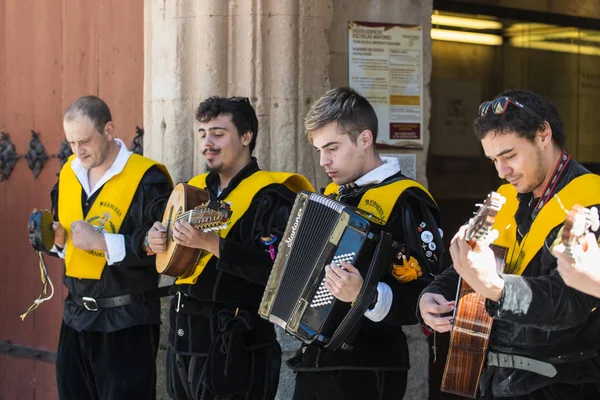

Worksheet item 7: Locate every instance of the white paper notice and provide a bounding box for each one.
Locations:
[349,21,424,148]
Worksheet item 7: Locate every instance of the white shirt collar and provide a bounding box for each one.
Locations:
[354,156,400,187]
[71,138,132,197]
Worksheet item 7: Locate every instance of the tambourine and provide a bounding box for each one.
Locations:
[28,209,55,252]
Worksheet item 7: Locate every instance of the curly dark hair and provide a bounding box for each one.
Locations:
[473,89,565,148]
[195,96,259,152]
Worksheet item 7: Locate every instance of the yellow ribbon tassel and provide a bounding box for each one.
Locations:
[20,252,54,321]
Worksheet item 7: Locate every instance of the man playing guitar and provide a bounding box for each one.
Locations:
[418,89,600,399]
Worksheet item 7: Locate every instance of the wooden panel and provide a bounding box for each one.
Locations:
[34,361,59,400]
[3,0,38,351]
[98,0,145,145]
[62,0,98,105]
[0,0,145,398]
[0,7,6,400]
[0,355,35,400]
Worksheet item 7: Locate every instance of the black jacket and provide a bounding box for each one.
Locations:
[288,172,445,371]
[169,158,300,355]
[418,160,600,397]
[50,165,173,332]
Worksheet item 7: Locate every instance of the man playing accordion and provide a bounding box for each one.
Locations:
[288,87,445,400]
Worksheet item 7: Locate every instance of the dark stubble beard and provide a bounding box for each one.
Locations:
[525,146,547,195]
[90,137,111,169]
[205,163,222,174]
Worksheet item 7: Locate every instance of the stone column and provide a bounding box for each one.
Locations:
[144,1,333,398]
[145,1,432,398]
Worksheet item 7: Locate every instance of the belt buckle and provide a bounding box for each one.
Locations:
[488,351,499,366]
[82,296,99,312]
[176,292,182,313]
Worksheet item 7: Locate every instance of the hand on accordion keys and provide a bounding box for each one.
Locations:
[324,261,364,304]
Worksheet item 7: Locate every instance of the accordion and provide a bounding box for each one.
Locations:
[259,191,398,350]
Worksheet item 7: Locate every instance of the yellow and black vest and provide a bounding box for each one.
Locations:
[58,154,170,280]
[492,173,600,276]
[324,178,435,225]
[325,178,439,283]
[176,171,314,285]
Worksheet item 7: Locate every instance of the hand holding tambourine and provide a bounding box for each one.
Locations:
[23,209,56,321]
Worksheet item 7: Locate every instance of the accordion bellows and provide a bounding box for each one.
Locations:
[259,191,397,350]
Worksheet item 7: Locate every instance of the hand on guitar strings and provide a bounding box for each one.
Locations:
[450,225,505,302]
[70,220,108,252]
[419,293,455,333]
[173,220,220,257]
[553,232,600,298]
[147,221,167,254]
[52,221,66,249]
[325,261,363,303]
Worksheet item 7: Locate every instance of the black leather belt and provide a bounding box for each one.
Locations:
[487,351,557,377]
[71,286,171,312]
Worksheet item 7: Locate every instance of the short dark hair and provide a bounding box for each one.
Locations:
[64,95,113,134]
[195,96,259,153]
[474,89,565,148]
[305,87,378,144]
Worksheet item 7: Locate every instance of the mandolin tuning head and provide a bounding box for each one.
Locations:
[589,207,600,232]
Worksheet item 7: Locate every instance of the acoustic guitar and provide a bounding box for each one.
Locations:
[441,191,507,398]
[156,183,232,277]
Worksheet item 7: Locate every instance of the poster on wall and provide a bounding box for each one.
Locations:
[348,21,424,148]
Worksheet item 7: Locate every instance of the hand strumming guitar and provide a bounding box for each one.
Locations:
[147,221,167,254]
[419,293,455,333]
[173,220,220,257]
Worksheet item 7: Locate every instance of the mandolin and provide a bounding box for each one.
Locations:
[156,183,232,277]
[441,191,507,398]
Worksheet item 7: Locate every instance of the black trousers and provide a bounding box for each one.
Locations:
[166,342,281,400]
[56,322,159,400]
[482,382,600,400]
[293,369,408,400]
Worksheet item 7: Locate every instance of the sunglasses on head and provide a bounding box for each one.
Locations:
[478,97,541,120]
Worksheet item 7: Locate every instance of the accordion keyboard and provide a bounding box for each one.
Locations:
[310,252,356,308]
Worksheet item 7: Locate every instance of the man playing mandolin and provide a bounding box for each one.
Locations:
[49,95,173,400]
[553,215,600,298]
[418,89,600,399]
[146,96,313,400]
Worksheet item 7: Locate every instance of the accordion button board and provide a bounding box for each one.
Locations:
[310,252,356,308]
